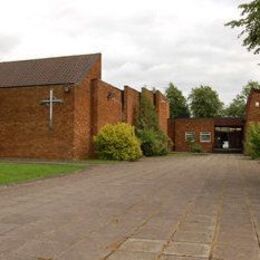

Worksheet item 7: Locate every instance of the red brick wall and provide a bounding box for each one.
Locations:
[123,85,140,125]
[73,57,101,158]
[173,118,215,152]
[91,79,123,135]
[245,90,260,123]
[0,56,102,160]
[244,90,260,153]
[142,87,154,103]
[140,88,170,134]
[0,85,75,159]
[168,119,175,146]
[155,90,170,134]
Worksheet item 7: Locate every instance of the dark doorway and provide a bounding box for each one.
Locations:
[214,127,243,153]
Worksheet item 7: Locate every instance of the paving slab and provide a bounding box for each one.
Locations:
[164,242,210,258]
[108,250,158,260]
[160,255,207,260]
[13,239,67,259]
[118,238,166,254]
[212,243,260,260]
[173,231,213,244]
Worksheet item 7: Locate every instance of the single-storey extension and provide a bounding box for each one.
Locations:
[168,89,260,153]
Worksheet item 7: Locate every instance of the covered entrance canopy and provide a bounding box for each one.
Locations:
[214,118,244,153]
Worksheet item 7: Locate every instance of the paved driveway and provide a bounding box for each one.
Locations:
[0,154,259,260]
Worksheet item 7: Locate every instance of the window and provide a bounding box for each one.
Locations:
[200,132,211,143]
[256,101,260,107]
[185,132,195,142]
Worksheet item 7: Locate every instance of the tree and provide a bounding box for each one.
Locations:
[135,91,171,156]
[166,83,190,118]
[225,0,260,54]
[135,91,159,131]
[223,94,245,118]
[224,81,260,118]
[188,86,224,118]
[241,80,260,96]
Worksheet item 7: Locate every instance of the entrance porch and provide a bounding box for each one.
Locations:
[213,118,244,153]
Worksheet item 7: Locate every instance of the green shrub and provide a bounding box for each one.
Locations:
[191,143,203,153]
[245,123,260,159]
[94,123,142,161]
[137,129,172,156]
[186,137,203,153]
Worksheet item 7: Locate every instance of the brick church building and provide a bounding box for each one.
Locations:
[0,53,169,159]
[0,53,259,159]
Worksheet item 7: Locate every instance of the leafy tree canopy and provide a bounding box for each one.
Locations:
[226,0,260,54]
[166,83,190,119]
[188,86,224,118]
[241,80,260,97]
[223,94,246,118]
[224,80,260,118]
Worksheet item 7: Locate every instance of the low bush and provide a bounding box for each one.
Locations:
[245,123,260,159]
[94,123,142,161]
[190,142,203,153]
[186,137,203,153]
[137,129,172,156]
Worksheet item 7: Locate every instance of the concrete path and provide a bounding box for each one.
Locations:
[0,154,259,260]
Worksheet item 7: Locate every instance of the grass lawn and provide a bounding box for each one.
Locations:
[0,163,87,186]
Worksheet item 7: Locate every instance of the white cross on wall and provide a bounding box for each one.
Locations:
[40,89,63,129]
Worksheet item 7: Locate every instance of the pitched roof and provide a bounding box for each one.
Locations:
[0,53,100,87]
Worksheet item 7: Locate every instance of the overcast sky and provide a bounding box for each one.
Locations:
[0,0,259,104]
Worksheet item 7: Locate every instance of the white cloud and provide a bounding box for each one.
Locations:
[0,0,259,104]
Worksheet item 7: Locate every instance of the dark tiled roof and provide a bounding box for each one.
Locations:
[0,53,100,87]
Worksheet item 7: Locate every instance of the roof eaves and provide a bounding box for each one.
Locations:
[0,82,76,88]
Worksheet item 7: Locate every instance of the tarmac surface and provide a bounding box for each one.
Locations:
[0,154,259,259]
